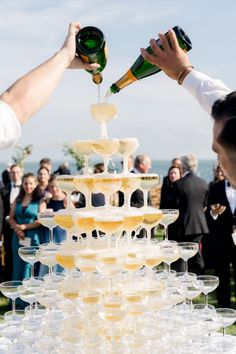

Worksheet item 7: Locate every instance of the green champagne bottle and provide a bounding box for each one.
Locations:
[109,26,192,94]
[76,26,107,84]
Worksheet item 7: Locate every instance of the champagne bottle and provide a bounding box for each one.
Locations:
[76,26,107,84]
[109,26,192,94]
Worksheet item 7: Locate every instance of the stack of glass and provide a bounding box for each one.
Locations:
[0,103,235,354]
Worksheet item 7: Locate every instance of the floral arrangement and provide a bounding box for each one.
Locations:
[12,144,33,167]
[63,143,84,171]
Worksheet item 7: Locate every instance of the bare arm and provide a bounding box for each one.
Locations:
[0,22,99,125]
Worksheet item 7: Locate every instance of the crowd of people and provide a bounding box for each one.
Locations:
[160,155,236,308]
[0,153,235,309]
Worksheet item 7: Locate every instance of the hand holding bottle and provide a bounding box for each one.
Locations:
[61,22,100,71]
[140,29,194,83]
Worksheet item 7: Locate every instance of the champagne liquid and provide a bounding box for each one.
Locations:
[118,138,139,155]
[77,217,95,232]
[63,292,80,300]
[55,176,75,193]
[162,254,179,264]
[1,288,18,299]
[144,257,163,267]
[38,253,57,267]
[38,216,56,229]
[81,294,99,304]
[123,214,143,230]
[71,140,94,156]
[18,254,37,265]
[95,219,123,233]
[123,262,143,272]
[143,211,163,227]
[179,249,197,260]
[92,139,119,155]
[54,214,75,230]
[140,175,159,190]
[55,254,76,269]
[90,103,117,123]
[121,176,140,192]
[93,177,122,193]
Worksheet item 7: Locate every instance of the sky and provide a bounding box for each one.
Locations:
[0,0,236,165]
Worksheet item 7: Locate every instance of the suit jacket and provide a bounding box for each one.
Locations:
[206,179,236,258]
[172,172,209,237]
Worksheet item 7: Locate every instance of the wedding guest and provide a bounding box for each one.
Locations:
[39,158,52,175]
[160,164,183,209]
[37,166,51,200]
[205,178,236,307]
[131,154,152,208]
[140,29,236,188]
[9,173,46,280]
[0,22,99,150]
[0,164,23,280]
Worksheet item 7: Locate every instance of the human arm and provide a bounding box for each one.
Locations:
[8,201,25,239]
[140,29,231,116]
[0,22,99,125]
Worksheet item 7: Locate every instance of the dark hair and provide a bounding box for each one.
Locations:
[16,173,42,203]
[10,164,22,171]
[211,92,236,155]
[40,157,51,165]
[168,164,183,179]
[37,166,50,175]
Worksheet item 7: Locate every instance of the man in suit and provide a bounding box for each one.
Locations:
[206,179,236,307]
[1,164,23,280]
[170,154,209,274]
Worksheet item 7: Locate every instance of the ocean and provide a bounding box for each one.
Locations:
[0,159,216,184]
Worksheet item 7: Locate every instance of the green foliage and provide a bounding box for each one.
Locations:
[63,144,85,171]
[12,144,33,167]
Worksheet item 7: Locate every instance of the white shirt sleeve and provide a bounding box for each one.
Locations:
[0,100,21,149]
[182,70,232,116]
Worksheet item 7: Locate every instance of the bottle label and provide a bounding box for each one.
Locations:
[115,69,137,90]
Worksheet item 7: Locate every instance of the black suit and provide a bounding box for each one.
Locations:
[205,180,236,307]
[1,183,14,280]
[170,172,209,274]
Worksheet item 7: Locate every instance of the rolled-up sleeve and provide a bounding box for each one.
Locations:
[182,70,231,116]
[0,100,21,149]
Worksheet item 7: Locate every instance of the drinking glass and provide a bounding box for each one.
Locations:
[54,208,78,242]
[143,240,163,280]
[90,102,117,139]
[92,138,119,174]
[177,242,199,274]
[37,243,60,277]
[121,209,143,245]
[93,174,122,209]
[160,209,179,241]
[119,175,141,209]
[70,139,94,175]
[55,175,75,209]
[118,138,139,174]
[160,240,180,276]
[37,209,56,243]
[73,210,95,249]
[197,275,219,307]
[0,281,23,317]
[139,174,159,208]
[73,175,94,209]
[18,246,39,278]
[215,308,236,351]
[94,213,124,249]
[142,207,163,242]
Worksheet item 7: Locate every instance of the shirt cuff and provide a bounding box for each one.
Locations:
[182,70,231,116]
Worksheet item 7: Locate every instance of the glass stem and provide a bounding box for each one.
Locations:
[31,264,34,278]
[49,228,53,243]
[143,190,148,208]
[12,299,16,315]
[223,327,226,337]
[122,155,128,174]
[185,260,188,273]
[101,121,108,139]
[205,293,208,306]
[165,226,168,241]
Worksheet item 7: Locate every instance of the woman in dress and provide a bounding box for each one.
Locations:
[9,172,46,280]
[37,166,51,200]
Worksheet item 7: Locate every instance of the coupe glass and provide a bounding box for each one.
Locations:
[70,139,94,175]
[215,308,236,351]
[197,275,219,307]
[93,174,122,209]
[92,138,119,174]
[177,242,199,274]
[73,175,94,209]
[118,138,139,174]
[160,209,179,241]
[0,281,23,317]
[121,209,143,245]
[18,246,39,278]
[55,175,75,209]
[119,175,141,209]
[37,209,56,243]
[37,243,60,277]
[160,240,180,276]
[90,102,117,139]
[94,213,123,249]
[54,208,78,242]
[142,207,163,242]
[139,174,159,208]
